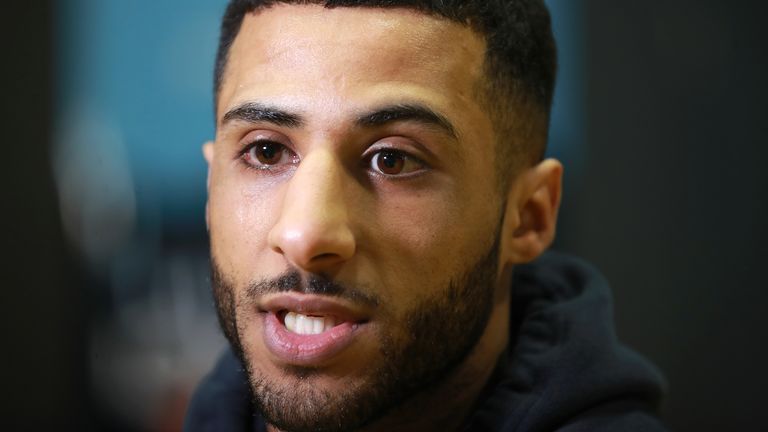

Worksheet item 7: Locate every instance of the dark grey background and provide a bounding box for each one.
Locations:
[2,1,766,430]
[1,2,90,430]
[556,1,768,430]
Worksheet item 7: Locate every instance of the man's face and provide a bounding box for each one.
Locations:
[206,5,510,431]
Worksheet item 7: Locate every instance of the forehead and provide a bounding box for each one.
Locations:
[217,4,488,126]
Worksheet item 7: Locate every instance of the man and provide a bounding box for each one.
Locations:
[185,1,667,431]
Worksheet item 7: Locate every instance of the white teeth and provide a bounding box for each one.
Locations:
[313,317,324,334]
[302,315,314,334]
[324,316,337,332]
[283,312,338,335]
[284,312,297,332]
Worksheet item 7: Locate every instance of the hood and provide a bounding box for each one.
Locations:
[465,251,667,431]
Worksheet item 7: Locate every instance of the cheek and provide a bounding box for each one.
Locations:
[208,176,282,276]
[364,188,496,305]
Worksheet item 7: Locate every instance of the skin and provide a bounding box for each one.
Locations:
[203,4,563,431]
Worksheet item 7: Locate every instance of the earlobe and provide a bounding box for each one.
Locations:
[203,141,215,191]
[203,141,215,230]
[203,141,215,167]
[500,158,563,264]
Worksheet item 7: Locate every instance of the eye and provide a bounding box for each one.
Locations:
[242,140,297,169]
[369,149,424,176]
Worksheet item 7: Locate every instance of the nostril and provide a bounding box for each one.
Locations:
[314,253,338,261]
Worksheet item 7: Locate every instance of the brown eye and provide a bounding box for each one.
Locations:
[374,150,405,175]
[369,149,424,176]
[243,141,296,169]
[253,142,282,164]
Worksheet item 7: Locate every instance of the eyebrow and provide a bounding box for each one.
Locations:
[221,102,303,128]
[355,103,458,140]
[220,101,458,140]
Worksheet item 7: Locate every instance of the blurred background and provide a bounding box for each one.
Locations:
[1,0,766,430]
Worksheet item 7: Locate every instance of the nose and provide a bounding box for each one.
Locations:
[268,150,356,274]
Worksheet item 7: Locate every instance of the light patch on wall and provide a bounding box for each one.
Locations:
[53,102,137,266]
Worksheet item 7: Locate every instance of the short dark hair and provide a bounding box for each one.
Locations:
[214,0,557,177]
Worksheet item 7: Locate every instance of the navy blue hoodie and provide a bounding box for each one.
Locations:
[185,252,667,431]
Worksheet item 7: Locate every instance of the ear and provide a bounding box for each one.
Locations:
[499,158,563,264]
[203,141,215,230]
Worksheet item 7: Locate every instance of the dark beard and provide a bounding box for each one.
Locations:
[210,235,499,432]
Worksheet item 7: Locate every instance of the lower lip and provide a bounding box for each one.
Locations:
[262,312,360,365]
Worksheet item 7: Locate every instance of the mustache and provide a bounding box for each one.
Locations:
[243,268,380,308]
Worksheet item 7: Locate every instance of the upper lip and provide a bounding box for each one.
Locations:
[257,293,372,323]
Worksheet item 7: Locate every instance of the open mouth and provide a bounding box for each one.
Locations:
[260,295,372,365]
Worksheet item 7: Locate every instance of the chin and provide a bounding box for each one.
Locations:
[241,330,401,432]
